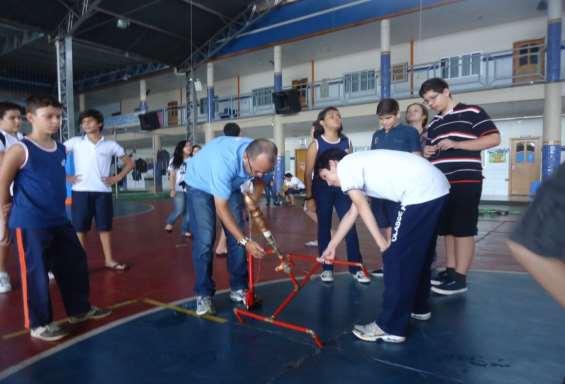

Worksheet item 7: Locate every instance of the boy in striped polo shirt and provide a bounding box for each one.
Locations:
[420,78,500,295]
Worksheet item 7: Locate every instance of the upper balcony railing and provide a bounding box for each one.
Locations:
[104,43,560,131]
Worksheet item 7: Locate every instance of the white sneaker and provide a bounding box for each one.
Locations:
[0,272,12,293]
[229,289,247,304]
[305,240,318,247]
[30,323,68,341]
[48,272,55,281]
[353,270,371,284]
[352,322,405,343]
[196,296,215,316]
[320,270,334,283]
[410,312,432,321]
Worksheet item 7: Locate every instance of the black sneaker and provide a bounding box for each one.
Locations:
[430,269,451,286]
[431,279,467,295]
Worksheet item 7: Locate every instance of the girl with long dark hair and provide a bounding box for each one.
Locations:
[164,140,192,235]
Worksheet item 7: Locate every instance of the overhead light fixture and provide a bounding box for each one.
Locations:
[116,18,130,29]
[536,0,547,11]
[194,79,203,92]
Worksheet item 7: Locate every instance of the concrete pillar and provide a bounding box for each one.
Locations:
[542,0,562,179]
[206,62,214,143]
[139,79,148,113]
[273,45,285,195]
[380,19,391,99]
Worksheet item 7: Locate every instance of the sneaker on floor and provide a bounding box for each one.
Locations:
[229,289,248,304]
[431,279,468,295]
[370,268,384,278]
[430,269,451,286]
[30,323,68,341]
[352,322,405,343]
[353,270,371,284]
[69,306,112,324]
[320,270,334,283]
[0,272,12,293]
[304,240,318,247]
[410,312,432,321]
[196,296,215,316]
[48,272,55,281]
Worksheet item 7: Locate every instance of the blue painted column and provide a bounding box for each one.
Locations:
[273,45,285,197]
[380,19,391,99]
[206,62,215,142]
[542,0,562,179]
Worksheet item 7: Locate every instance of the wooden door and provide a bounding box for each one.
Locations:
[167,101,178,126]
[295,148,308,183]
[513,38,544,84]
[509,137,541,195]
[292,78,308,109]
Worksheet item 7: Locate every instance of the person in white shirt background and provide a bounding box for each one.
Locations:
[0,102,24,293]
[65,109,134,271]
[164,140,192,236]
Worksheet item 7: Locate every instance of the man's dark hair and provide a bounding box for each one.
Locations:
[223,122,241,137]
[0,102,23,119]
[284,173,293,178]
[376,98,399,116]
[315,148,348,175]
[79,109,104,131]
[419,77,450,98]
[25,95,62,114]
[245,138,277,164]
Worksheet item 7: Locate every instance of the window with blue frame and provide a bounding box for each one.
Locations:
[253,86,274,107]
[344,70,375,94]
[441,53,481,79]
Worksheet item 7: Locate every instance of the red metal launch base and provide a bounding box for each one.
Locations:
[233,252,370,348]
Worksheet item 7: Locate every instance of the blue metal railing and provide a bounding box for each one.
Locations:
[104,44,559,131]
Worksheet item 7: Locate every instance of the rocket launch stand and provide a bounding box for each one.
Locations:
[233,251,370,349]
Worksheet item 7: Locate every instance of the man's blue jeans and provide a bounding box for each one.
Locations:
[186,186,248,297]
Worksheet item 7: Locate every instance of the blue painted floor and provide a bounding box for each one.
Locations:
[1,272,564,384]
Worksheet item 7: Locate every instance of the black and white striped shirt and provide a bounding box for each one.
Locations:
[427,103,499,184]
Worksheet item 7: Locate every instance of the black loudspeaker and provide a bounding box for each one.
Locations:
[273,89,301,114]
[139,111,162,131]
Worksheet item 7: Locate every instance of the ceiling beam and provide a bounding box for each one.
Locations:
[94,7,186,41]
[0,29,45,56]
[55,0,103,37]
[179,0,232,23]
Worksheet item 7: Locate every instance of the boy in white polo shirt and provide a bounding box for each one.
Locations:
[65,110,134,271]
[0,102,24,293]
[316,148,449,343]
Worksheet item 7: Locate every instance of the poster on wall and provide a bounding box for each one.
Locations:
[488,148,508,163]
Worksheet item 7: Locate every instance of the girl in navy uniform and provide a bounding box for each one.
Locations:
[303,107,369,283]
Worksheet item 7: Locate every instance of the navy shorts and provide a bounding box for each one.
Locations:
[371,198,400,229]
[510,163,565,260]
[438,183,482,237]
[71,191,114,232]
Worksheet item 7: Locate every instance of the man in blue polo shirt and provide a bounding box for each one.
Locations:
[369,98,421,277]
[185,136,277,316]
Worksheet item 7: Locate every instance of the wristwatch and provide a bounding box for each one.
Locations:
[238,236,250,247]
[304,196,313,201]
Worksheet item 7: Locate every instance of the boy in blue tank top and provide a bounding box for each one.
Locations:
[0,96,111,342]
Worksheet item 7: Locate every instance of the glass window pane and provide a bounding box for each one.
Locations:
[471,53,481,75]
[450,56,459,78]
[360,71,368,91]
[351,74,359,92]
[462,55,471,76]
[440,58,449,78]
[368,71,375,89]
